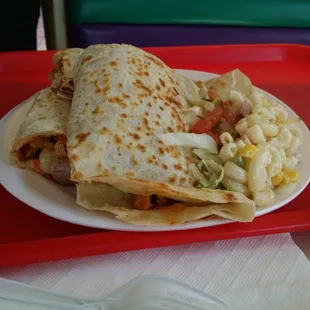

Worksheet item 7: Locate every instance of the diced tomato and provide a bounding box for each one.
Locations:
[191,105,223,134]
[222,109,236,125]
[223,100,233,107]
[222,100,239,125]
[218,120,237,136]
[208,89,219,100]
[208,130,221,145]
[191,98,241,145]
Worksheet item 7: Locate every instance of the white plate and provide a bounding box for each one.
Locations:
[1,70,309,232]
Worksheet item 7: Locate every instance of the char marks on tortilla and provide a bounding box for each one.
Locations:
[68,44,194,188]
[67,44,255,224]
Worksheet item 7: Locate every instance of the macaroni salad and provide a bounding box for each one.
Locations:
[161,69,303,207]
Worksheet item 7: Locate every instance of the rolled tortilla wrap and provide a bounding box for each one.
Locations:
[67,44,255,225]
[49,48,84,100]
[10,88,72,185]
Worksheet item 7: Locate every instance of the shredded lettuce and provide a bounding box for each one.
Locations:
[206,160,225,185]
[192,148,222,163]
[190,150,224,189]
[191,164,214,188]
[212,98,221,105]
[225,184,235,192]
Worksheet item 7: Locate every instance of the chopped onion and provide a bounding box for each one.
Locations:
[199,84,210,100]
[175,95,188,107]
[219,122,236,137]
[190,99,208,108]
[240,99,252,116]
[204,101,215,112]
[229,90,244,114]
[157,133,218,154]
[182,106,204,126]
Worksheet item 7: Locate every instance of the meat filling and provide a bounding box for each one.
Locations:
[19,136,72,185]
[132,194,176,210]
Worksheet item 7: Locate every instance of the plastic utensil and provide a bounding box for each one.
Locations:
[0,275,230,309]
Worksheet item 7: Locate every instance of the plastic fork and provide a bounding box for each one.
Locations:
[0,275,230,309]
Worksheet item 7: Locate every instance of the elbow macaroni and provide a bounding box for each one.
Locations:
[271,106,287,123]
[253,189,275,207]
[220,132,234,145]
[277,127,292,148]
[222,176,250,197]
[285,136,301,157]
[266,146,282,178]
[247,125,266,144]
[235,138,246,151]
[214,91,303,207]
[224,161,248,184]
[248,149,271,193]
[287,123,303,143]
[260,122,278,137]
[219,143,238,162]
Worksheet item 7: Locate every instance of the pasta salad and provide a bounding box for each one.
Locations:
[161,69,304,207]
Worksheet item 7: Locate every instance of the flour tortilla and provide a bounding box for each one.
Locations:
[68,44,255,225]
[68,44,193,186]
[49,48,84,100]
[10,88,72,184]
[202,68,254,101]
[174,72,201,102]
[77,182,255,225]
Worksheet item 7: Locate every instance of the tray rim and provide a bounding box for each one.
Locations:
[0,44,310,73]
[1,43,310,267]
[1,209,309,268]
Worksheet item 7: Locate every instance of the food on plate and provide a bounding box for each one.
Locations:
[49,48,83,100]
[187,69,304,207]
[10,88,72,185]
[67,44,255,225]
[8,43,305,226]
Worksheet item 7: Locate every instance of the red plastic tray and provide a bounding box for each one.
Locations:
[1,44,310,268]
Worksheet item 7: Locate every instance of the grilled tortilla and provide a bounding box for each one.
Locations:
[49,48,83,100]
[77,181,255,225]
[67,44,255,225]
[10,88,72,185]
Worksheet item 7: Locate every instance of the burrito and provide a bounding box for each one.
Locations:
[67,44,255,225]
[49,48,84,100]
[10,88,72,185]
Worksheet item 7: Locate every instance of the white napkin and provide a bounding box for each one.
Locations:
[1,233,310,310]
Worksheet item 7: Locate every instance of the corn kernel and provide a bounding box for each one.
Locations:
[283,169,299,184]
[275,120,285,127]
[262,98,271,107]
[272,171,284,186]
[239,144,258,158]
